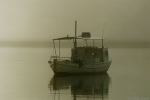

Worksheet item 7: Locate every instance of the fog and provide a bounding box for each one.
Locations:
[0,0,150,45]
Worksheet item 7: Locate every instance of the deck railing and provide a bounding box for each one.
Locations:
[50,56,71,61]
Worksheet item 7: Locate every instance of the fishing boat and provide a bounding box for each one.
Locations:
[48,21,111,74]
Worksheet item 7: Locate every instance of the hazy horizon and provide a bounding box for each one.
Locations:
[0,41,149,48]
[0,0,150,44]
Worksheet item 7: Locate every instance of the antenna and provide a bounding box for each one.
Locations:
[101,23,106,62]
[74,20,77,48]
[101,23,106,48]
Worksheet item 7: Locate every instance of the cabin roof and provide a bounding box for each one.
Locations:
[53,36,74,40]
[53,36,103,41]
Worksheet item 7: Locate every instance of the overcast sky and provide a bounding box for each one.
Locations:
[0,0,150,43]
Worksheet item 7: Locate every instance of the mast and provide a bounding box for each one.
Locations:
[73,20,78,62]
[59,40,60,58]
[74,21,77,48]
[101,32,104,62]
[101,29,104,48]
[102,38,104,48]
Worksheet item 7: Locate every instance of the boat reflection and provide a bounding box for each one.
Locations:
[49,73,111,100]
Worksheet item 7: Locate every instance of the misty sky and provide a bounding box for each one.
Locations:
[0,0,150,43]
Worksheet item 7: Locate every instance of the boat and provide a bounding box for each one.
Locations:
[48,21,111,74]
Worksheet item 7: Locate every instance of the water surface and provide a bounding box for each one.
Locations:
[0,47,150,100]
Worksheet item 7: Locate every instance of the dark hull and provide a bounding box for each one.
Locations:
[50,61,111,74]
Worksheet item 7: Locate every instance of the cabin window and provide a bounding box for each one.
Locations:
[95,58,99,63]
[105,50,108,56]
[91,52,95,56]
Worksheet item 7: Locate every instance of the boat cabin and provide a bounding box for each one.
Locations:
[71,47,109,65]
[51,32,109,65]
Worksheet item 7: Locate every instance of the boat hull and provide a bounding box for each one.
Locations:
[50,61,111,74]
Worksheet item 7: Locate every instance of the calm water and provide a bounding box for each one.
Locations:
[0,47,150,100]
